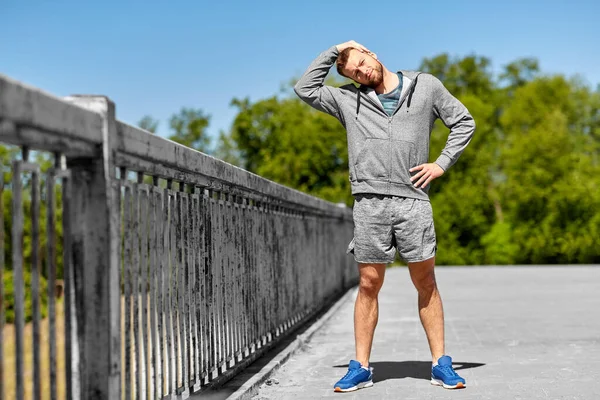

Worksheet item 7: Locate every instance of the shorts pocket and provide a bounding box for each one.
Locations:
[421,221,437,260]
[346,237,355,254]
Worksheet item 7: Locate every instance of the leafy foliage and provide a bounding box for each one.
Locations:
[137,115,160,133]
[168,107,211,153]
[217,53,600,265]
[3,268,48,323]
[226,93,352,205]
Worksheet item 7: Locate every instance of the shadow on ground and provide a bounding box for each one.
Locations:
[334,361,486,383]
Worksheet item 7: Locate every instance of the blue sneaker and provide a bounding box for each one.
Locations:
[333,360,373,392]
[431,355,466,389]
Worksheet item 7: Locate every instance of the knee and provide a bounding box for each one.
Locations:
[359,274,383,297]
[413,272,437,296]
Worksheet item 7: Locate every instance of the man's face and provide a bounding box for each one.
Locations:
[342,49,384,87]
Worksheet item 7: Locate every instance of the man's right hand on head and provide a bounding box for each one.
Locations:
[336,40,375,58]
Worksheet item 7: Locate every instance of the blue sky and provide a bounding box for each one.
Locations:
[1,0,598,147]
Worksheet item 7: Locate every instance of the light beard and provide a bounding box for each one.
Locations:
[365,61,384,88]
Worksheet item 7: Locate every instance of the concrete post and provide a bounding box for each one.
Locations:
[64,95,121,399]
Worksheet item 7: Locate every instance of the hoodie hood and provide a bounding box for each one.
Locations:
[356,70,422,117]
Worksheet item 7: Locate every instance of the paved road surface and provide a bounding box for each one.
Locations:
[245,266,600,400]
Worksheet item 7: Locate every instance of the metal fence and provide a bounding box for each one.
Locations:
[0,73,358,399]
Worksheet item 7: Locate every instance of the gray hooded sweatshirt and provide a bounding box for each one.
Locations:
[294,46,476,201]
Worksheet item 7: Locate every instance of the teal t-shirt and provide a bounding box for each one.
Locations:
[377,72,403,116]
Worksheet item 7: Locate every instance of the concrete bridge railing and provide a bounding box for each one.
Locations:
[0,73,358,399]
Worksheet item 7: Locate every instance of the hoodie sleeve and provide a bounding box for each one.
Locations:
[431,75,476,171]
[294,46,343,121]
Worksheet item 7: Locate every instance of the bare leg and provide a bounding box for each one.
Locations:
[407,257,445,363]
[354,263,386,366]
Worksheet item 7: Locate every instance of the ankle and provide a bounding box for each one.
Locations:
[357,359,369,368]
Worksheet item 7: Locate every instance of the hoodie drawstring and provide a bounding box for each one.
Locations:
[356,88,361,118]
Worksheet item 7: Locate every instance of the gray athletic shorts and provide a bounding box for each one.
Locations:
[347,194,437,264]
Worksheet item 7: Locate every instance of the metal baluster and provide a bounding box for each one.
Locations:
[123,181,133,400]
[207,191,216,378]
[176,186,189,397]
[11,157,25,400]
[62,161,76,400]
[159,183,170,398]
[138,175,149,400]
[148,181,158,400]
[29,158,41,400]
[199,190,209,384]
[132,174,141,400]
[165,181,175,397]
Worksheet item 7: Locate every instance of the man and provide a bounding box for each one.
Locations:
[294,41,476,392]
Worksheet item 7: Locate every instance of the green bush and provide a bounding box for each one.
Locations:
[3,269,48,324]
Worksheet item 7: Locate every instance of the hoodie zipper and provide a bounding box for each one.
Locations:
[388,116,393,183]
[354,73,421,184]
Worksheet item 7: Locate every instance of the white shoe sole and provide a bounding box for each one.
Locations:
[431,378,466,389]
[334,380,373,392]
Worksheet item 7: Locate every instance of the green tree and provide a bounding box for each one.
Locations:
[3,269,48,323]
[168,108,211,153]
[499,58,539,89]
[225,78,352,205]
[498,76,600,263]
[138,115,159,134]
[213,130,243,167]
[218,53,600,265]
[419,53,495,98]
[420,55,499,264]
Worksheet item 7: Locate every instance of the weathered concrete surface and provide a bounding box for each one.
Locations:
[235,266,600,400]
